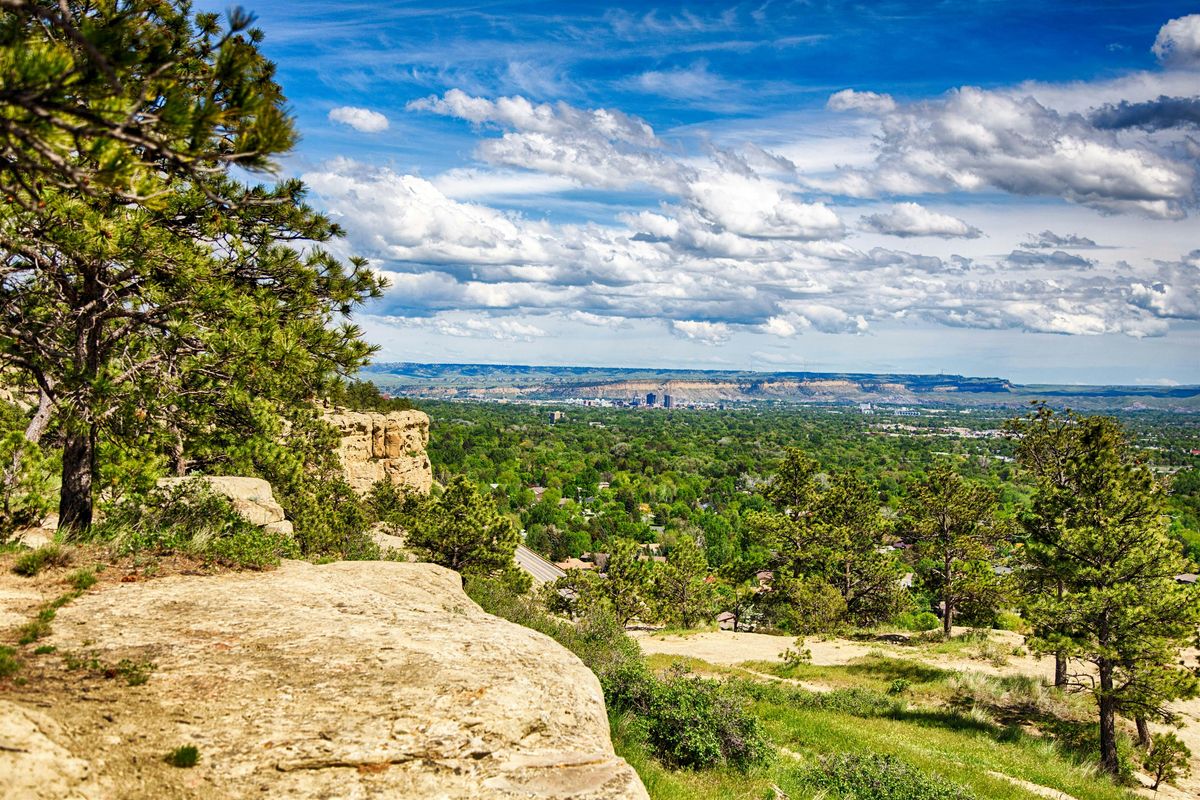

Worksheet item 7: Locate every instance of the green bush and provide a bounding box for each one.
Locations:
[13,544,72,576]
[892,610,942,631]
[91,481,297,569]
[166,745,200,768]
[1144,732,1192,790]
[802,753,975,800]
[67,568,97,590]
[644,665,771,771]
[994,611,1024,631]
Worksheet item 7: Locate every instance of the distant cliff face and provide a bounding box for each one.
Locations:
[325,408,433,494]
[3,561,647,799]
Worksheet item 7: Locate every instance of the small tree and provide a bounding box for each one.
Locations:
[901,465,1008,636]
[596,538,651,626]
[408,476,521,580]
[653,533,717,629]
[1144,732,1192,791]
[750,449,901,630]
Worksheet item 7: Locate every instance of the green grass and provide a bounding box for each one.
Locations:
[0,646,19,678]
[12,544,71,576]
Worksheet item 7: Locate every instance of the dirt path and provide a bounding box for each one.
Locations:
[631,627,1055,679]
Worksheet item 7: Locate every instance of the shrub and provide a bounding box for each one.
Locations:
[802,753,975,800]
[994,610,1024,631]
[771,576,847,634]
[13,544,72,576]
[889,678,911,695]
[911,611,940,631]
[644,665,772,771]
[781,637,812,667]
[91,481,297,569]
[166,745,200,768]
[1145,732,1192,790]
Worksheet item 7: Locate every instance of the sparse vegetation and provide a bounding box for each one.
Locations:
[0,645,19,678]
[89,481,297,569]
[12,544,72,576]
[166,745,200,768]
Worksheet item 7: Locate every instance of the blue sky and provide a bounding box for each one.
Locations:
[205,1,1200,384]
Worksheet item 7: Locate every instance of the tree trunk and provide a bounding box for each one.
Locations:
[943,553,953,637]
[1098,659,1120,776]
[1053,581,1067,688]
[1135,715,1151,750]
[58,424,96,534]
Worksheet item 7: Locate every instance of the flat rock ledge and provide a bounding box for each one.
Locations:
[4,561,647,799]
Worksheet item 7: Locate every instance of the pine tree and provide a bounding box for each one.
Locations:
[653,533,716,629]
[1012,406,1200,776]
[0,3,384,530]
[750,448,901,629]
[597,538,651,626]
[902,465,1008,637]
[408,477,520,579]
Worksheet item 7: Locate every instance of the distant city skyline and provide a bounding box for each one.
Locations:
[201,1,1200,384]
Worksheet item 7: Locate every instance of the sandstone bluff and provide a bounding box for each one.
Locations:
[0,560,647,799]
[326,408,434,495]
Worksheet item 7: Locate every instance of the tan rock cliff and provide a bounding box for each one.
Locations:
[326,408,433,495]
[2,560,646,799]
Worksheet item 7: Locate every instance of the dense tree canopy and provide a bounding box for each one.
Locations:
[0,1,383,530]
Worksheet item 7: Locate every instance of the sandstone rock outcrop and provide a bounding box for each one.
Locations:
[326,408,433,494]
[5,560,645,799]
[156,475,294,535]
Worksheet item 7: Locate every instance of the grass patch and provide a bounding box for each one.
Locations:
[756,700,1133,800]
[110,658,155,686]
[13,544,72,576]
[88,480,298,570]
[166,745,200,768]
[0,645,19,678]
[66,567,97,590]
[17,606,55,644]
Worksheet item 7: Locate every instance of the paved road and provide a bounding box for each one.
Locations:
[514,544,566,584]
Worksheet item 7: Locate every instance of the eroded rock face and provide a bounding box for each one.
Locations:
[326,408,433,495]
[28,561,646,799]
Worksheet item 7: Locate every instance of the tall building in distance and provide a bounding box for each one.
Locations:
[646,392,656,407]
[662,394,673,409]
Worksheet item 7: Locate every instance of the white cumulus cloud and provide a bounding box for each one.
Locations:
[861,203,982,238]
[328,106,390,133]
[1153,14,1200,67]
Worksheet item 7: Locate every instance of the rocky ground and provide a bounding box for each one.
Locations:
[0,557,646,799]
